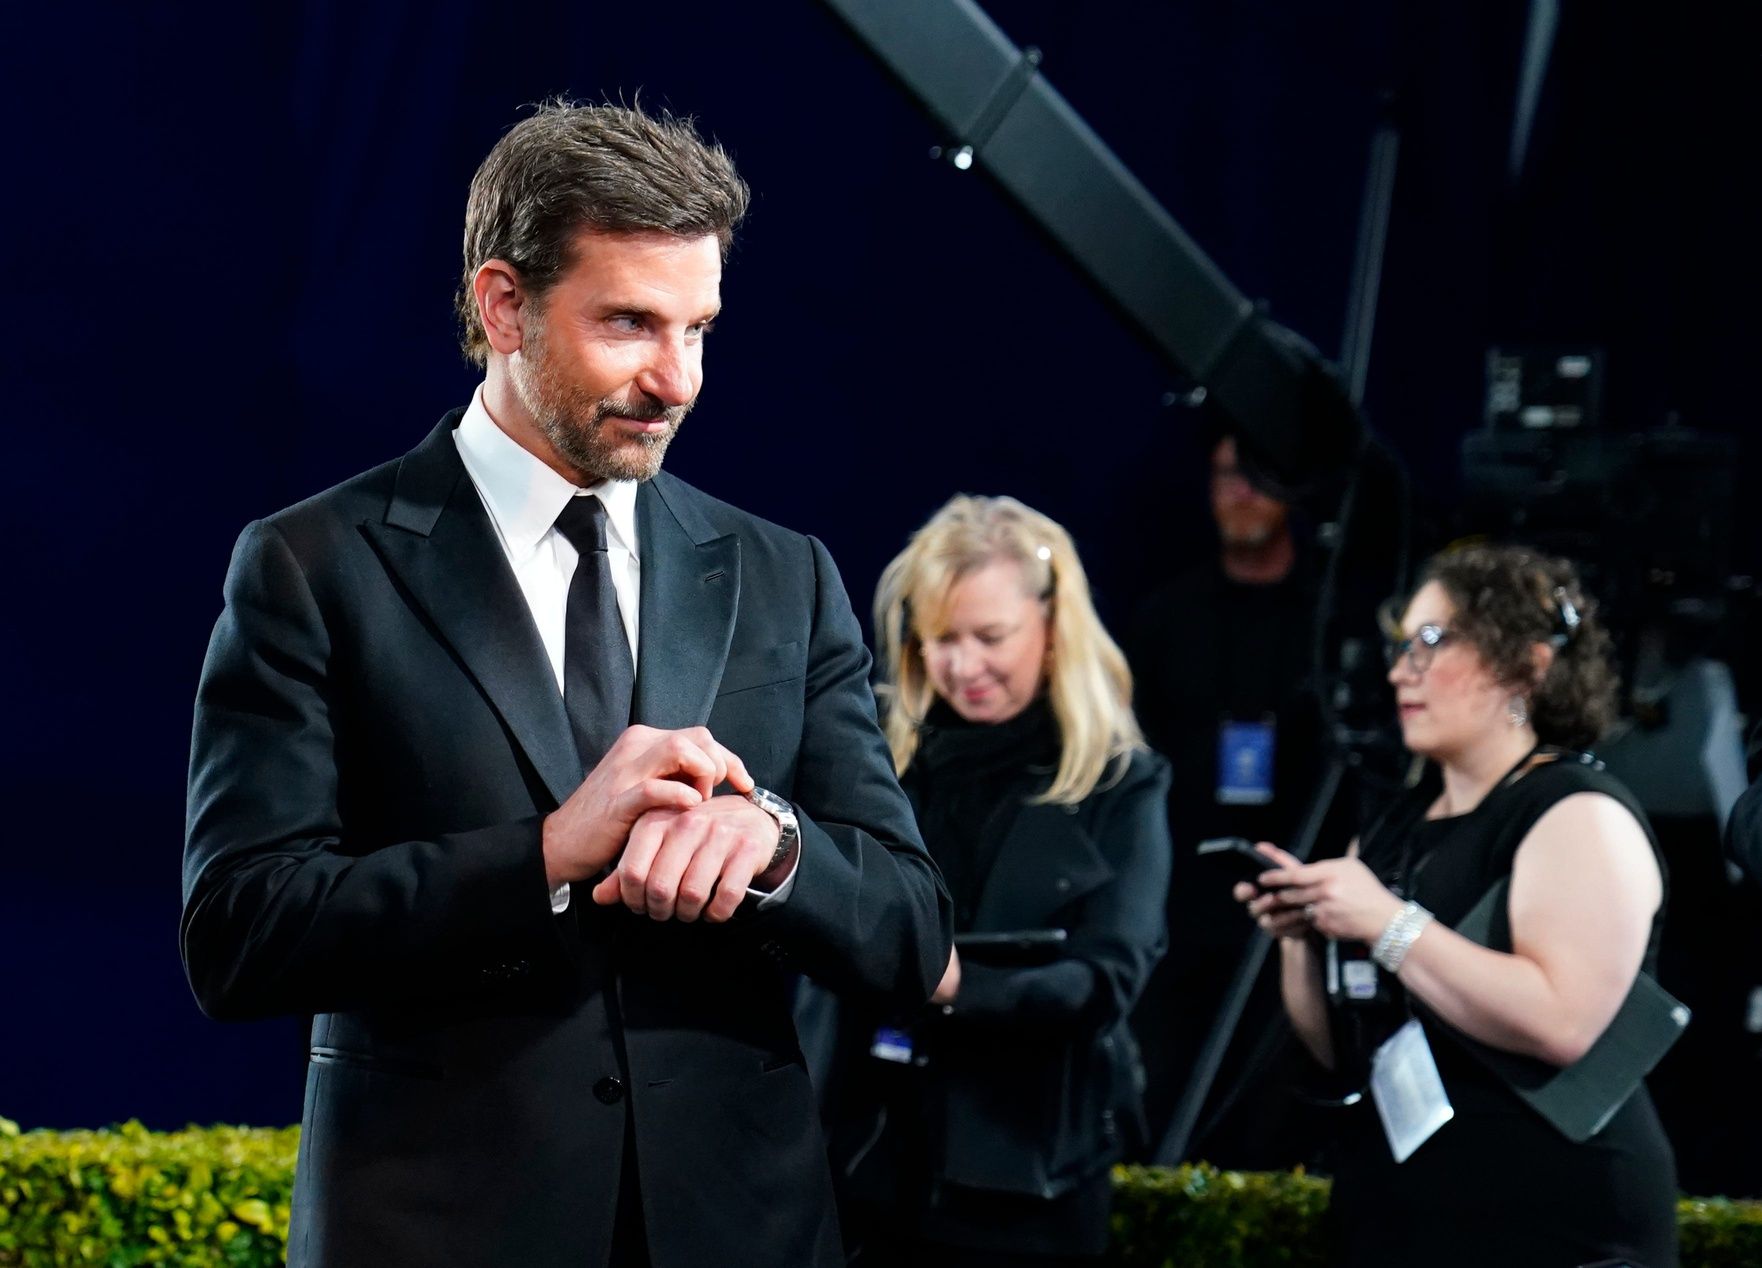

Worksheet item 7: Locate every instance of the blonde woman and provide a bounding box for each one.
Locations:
[826,495,1172,1268]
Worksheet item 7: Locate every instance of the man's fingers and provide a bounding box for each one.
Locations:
[672,839,730,924]
[678,727,755,795]
[610,724,658,753]
[610,807,674,911]
[589,808,672,908]
[590,794,772,922]
[615,779,702,828]
[641,818,721,921]
[704,841,766,923]
[609,724,753,796]
[590,871,623,906]
[718,748,754,795]
[608,727,757,802]
[638,733,723,792]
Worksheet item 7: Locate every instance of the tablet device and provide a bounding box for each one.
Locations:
[954,928,1069,965]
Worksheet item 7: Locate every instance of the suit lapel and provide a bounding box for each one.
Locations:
[362,414,583,807]
[631,477,739,729]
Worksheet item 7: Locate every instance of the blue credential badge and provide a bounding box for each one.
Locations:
[1217,718,1276,805]
[870,1026,917,1065]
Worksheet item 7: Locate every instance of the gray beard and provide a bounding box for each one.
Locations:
[513,314,692,483]
[537,400,686,483]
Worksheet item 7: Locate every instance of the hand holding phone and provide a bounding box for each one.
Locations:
[1209,837,1304,939]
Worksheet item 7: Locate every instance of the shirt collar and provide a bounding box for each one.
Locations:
[454,385,640,560]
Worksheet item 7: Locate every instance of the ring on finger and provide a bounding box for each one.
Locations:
[1303,903,1317,923]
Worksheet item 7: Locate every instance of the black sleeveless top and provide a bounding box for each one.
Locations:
[1361,754,1667,976]
[1326,755,1680,1268]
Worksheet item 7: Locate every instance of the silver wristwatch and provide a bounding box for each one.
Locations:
[745,786,799,873]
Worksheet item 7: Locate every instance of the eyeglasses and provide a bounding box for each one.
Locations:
[1386,624,1453,673]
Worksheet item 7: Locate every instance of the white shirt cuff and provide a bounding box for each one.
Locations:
[746,847,801,909]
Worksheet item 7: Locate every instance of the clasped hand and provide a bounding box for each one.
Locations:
[1233,843,1405,944]
[542,725,784,924]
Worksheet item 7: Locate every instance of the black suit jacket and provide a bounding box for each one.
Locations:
[182,412,951,1268]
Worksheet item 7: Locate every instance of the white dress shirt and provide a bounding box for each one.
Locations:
[453,386,795,910]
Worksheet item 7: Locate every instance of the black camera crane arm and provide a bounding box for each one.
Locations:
[817,0,1364,492]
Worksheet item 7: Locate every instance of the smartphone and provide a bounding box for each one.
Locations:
[1197,836,1279,885]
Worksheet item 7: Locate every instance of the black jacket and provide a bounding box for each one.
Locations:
[182,412,952,1268]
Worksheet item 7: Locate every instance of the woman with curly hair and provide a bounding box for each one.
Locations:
[823,494,1171,1267]
[1238,543,1677,1267]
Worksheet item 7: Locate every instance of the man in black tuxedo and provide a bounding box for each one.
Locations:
[182,101,951,1267]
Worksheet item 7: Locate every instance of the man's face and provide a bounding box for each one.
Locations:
[509,229,722,483]
[1209,435,1289,547]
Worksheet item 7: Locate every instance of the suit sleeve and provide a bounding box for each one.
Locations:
[751,535,953,1005]
[942,753,1173,1031]
[181,520,567,1021]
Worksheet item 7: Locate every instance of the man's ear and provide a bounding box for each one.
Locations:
[474,260,526,356]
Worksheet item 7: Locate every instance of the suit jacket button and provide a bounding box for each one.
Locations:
[593,1076,626,1105]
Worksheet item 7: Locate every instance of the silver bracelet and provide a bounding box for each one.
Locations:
[1370,900,1434,973]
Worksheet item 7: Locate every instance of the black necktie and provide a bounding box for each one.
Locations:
[552,495,636,771]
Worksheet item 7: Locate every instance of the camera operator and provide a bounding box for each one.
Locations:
[1126,429,1332,1162]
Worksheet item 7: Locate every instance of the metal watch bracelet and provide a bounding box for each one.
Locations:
[744,786,798,873]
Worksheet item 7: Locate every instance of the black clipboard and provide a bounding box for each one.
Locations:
[954,928,1069,966]
[1446,878,1690,1142]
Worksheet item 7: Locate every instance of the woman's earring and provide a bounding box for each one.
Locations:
[1507,695,1530,728]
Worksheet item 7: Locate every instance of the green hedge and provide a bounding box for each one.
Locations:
[1109,1164,1762,1268]
[0,1118,294,1267]
[1108,1164,1333,1266]
[4,1118,1761,1266]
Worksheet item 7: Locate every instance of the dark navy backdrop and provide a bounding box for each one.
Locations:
[2,2,1755,1130]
